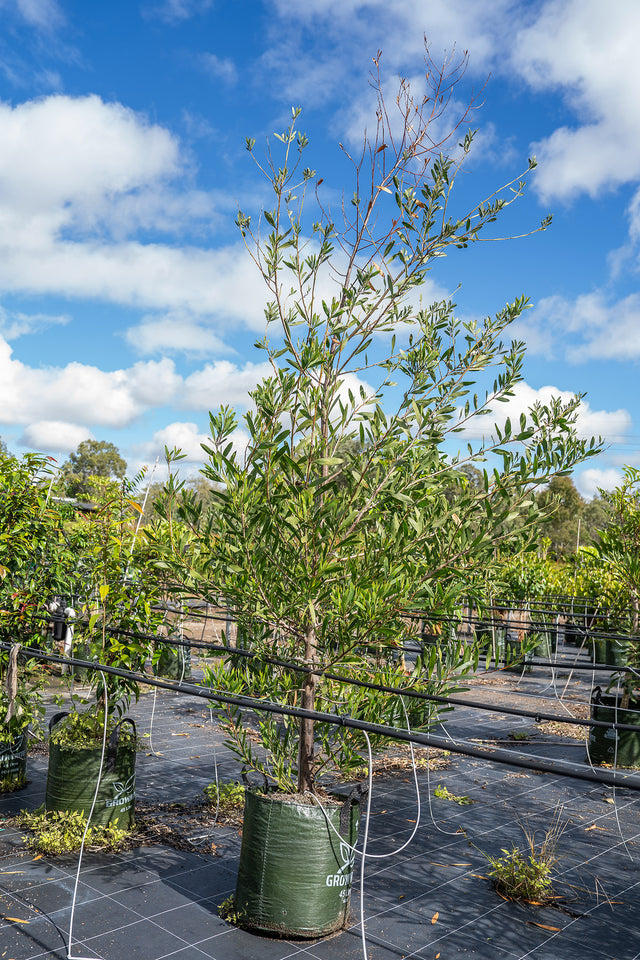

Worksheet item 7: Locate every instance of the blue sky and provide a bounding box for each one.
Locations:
[0,0,638,498]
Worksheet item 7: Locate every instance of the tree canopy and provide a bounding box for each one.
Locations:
[157,49,602,794]
[61,440,127,499]
[536,476,607,557]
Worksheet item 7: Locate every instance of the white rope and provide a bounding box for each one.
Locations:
[66,676,109,960]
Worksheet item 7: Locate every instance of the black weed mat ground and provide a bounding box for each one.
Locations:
[1,659,639,960]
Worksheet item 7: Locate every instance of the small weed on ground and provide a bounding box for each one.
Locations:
[218,895,240,926]
[15,808,129,855]
[204,780,245,811]
[434,784,472,805]
[484,812,565,904]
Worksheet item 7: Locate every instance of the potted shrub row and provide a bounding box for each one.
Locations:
[0,453,77,792]
[587,468,640,768]
[43,475,162,825]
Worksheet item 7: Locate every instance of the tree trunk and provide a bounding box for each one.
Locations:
[297,623,318,793]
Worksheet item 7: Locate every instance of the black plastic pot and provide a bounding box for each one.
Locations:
[565,621,583,647]
[234,787,362,938]
[45,713,136,827]
[588,688,640,768]
[0,729,28,789]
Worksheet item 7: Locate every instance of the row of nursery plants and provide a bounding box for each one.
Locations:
[0,452,176,802]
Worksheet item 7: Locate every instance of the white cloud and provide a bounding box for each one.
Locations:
[0,95,270,323]
[19,420,92,454]
[515,291,640,364]
[132,419,252,471]
[511,0,640,202]
[0,337,181,428]
[0,95,180,210]
[575,467,623,500]
[0,91,463,333]
[0,236,268,323]
[134,421,210,463]
[180,361,272,409]
[459,381,631,445]
[1,0,64,31]
[257,1,515,137]
[124,313,233,356]
[265,1,640,206]
[200,53,237,86]
[144,0,213,23]
[0,306,69,339]
[0,336,270,441]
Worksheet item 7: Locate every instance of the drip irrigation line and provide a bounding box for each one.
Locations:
[14,596,640,645]
[147,637,640,727]
[18,600,640,661]
[5,635,640,734]
[7,642,640,792]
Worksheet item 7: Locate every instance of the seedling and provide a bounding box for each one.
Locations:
[204,780,245,810]
[484,812,565,903]
[434,783,472,805]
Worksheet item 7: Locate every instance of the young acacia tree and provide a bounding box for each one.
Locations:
[161,47,601,794]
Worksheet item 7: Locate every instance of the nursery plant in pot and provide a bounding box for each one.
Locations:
[0,454,78,790]
[157,47,601,939]
[588,468,640,766]
[0,650,45,791]
[45,475,161,827]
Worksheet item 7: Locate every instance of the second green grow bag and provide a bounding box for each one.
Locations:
[234,787,362,938]
[45,714,136,827]
[0,729,28,789]
[588,689,640,768]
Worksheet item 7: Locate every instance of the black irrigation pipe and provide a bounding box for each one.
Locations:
[24,599,640,645]
[172,638,640,732]
[24,606,640,676]
[9,607,640,728]
[401,610,639,643]
[7,643,640,793]
[7,633,640,737]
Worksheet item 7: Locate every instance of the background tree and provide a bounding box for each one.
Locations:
[62,440,127,499]
[536,476,607,557]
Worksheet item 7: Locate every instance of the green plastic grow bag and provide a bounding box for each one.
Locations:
[588,691,640,768]
[0,730,27,788]
[593,638,608,665]
[234,788,362,938]
[534,630,557,659]
[45,714,136,827]
[153,642,192,680]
